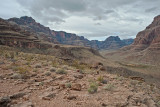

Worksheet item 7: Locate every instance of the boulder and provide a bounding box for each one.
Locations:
[0,96,11,107]
[40,92,56,100]
[71,84,82,91]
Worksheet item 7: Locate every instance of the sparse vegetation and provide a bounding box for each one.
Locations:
[56,69,67,74]
[50,67,56,72]
[17,67,29,74]
[65,82,72,88]
[115,76,123,81]
[97,75,107,84]
[104,84,114,91]
[117,61,149,68]
[71,60,89,70]
[45,72,51,76]
[35,64,41,68]
[52,60,59,67]
[88,81,98,94]
[33,69,38,72]
[157,101,160,106]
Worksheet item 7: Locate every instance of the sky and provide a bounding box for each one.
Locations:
[0,0,160,41]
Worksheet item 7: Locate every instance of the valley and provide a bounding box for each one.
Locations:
[0,15,160,107]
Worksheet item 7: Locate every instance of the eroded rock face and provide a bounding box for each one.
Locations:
[71,84,82,91]
[8,16,133,50]
[132,15,160,51]
[0,18,52,49]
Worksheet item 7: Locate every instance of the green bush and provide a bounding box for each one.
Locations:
[65,83,71,88]
[104,84,114,91]
[157,101,160,106]
[56,69,67,74]
[50,67,56,72]
[97,76,107,84]
[45,72,51,76]
[88,81,98,94]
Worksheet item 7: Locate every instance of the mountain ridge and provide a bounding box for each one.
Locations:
[8,16,134,50]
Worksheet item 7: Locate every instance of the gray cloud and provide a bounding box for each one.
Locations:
[0,0,160,40]
[145,7,158,13]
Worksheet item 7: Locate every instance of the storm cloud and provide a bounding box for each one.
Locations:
[0,0,160,40]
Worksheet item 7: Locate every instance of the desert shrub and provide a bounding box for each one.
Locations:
[25,61,31,66]
[4,52,11,58]
[33,69,38,72]
[130,80,138,86]
[97,76,107,84]
[10,73,28,79]
[26,55,34,62]
[56,69,67,74]
[104,84,114,91]
[45,72,51,76]
[157,101,160,106]
[11,66,19,71]
[35,64,41,68]
[65,82,72,88]
[97,75,104,82]
[116,76,123,81]
[9,52,15,59]
[42,63,48,66]
[17,67,28,74]
[62,65,69,70]
[88,81,98,94]
[52,60,59,67]
[50,67,56,72]
[71,60,89,70]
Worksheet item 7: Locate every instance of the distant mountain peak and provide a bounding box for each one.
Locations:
[105,36,121,41]
[20,16,36,23]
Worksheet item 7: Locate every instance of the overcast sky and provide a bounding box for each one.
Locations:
[0,0,160,40]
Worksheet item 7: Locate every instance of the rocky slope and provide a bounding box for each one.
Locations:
[0,18,52,49]
[8,16,133,50]
[130,15,160,51]
[0,48,159,107]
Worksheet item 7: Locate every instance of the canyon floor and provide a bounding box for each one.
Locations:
[0,46,160,107]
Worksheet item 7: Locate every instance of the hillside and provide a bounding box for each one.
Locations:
[0,45,160,107]
[0,15,160,107]
[0,18,52,49]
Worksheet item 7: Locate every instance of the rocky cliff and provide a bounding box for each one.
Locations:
[0,18,52,49]
[132,15,160,51]
[8,16,133,50]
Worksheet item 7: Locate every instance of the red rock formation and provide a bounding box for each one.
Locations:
[132,15,160,51]
[8,16,133,50]
[0,18,52,49]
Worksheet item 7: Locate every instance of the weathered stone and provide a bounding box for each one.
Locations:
[67,95,77,100]
[40,92,56,100]
[10,73,28,79]
[74,74,83,79]
[71,84,82,91]
[0,96,11,107]
[35,64,41,68]
[10,92,26,99]
[10,101,34,107]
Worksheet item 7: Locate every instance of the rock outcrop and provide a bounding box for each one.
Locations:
[0,18,52,49]
[131,15,160,51]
